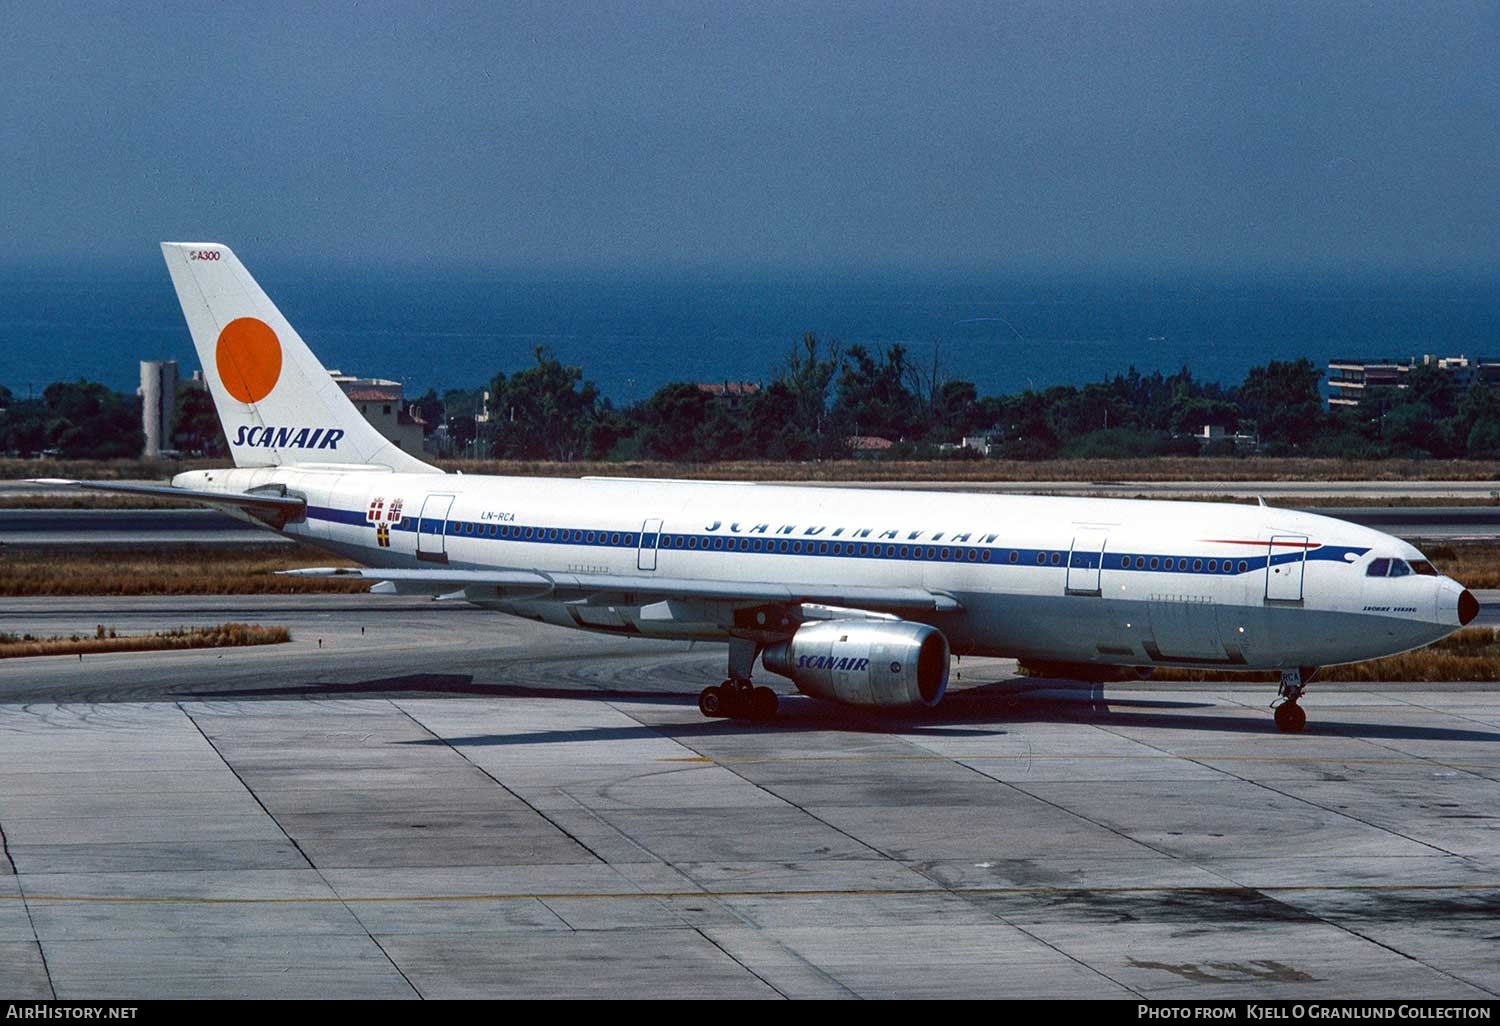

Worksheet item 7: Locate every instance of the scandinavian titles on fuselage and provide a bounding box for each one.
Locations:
[703,519,1001,544]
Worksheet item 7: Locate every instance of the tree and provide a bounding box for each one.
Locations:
[1360,365,1464,457]
[38,381,143,459]
[442,388,486,419]
[991,391,1060,460]
[1237,358,1325,452]
[0,396,46,456]
[932,379,982,441]
[1459,379,1500,458]
[487,347,606,461]
[775,332,840,458]
[447,415,478,455]
[173,387,226,457]
[410,388,445,436]
[832,344,921,441]
[742,381,809,460]
[1168,395,1239,436]
[637,383,743,462]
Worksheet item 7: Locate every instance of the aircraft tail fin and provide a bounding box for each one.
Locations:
[160,242,437,473]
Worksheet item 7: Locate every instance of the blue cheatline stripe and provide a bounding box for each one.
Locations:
[307,505,367,527]
[305,507,1370,579]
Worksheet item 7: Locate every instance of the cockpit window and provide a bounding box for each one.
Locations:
[1409,560,1438,576]
[1366,558,1391,577]
[1388,559,1412,577]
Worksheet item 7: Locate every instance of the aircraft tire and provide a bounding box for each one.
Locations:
[1274,701,1307,733]
[699,686,728,718]
[750,687,779,721]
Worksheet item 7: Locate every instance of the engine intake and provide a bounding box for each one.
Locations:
[762,620,949,709]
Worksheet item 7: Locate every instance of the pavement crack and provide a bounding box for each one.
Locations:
[387,699,609,863]
[177,700,423,999]
[608,701,890,862]
[1,820,57,999]
[1090,719,1464,858]
[693,927,791,999]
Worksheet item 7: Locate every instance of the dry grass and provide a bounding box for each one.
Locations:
[1424,542,1500,589]
[0,493,189,509]
[0,457,219,480]
[0,622,290,659]
[1148,628,1500,684]
[0,544,365,596]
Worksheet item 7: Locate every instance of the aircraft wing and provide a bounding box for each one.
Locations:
[280,566,962,614]
[27,479,306,517]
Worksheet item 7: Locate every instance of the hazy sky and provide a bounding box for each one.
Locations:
[3,1,1495,274]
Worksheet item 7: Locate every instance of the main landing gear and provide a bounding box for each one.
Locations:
[698,638,779,721]
[699,679,779,721]
[1271,667,1314,733]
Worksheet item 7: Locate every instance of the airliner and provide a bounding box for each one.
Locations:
[43,243,1479,732]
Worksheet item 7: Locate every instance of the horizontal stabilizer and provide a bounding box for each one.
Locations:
[28,479,306,515]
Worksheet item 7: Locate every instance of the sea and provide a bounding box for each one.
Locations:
[1,264,1497,404]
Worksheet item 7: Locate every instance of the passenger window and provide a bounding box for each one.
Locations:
[1388,559,1412,577]
[1409,560,1438,576]
[1366,558,1390,577]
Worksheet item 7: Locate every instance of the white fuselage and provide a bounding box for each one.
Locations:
[177,466,1469,671]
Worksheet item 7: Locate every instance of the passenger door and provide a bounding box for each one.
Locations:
[637,518,664,571]
[1066,529,1109,596]
[416,493,455,563]
[1265,534,1308,602]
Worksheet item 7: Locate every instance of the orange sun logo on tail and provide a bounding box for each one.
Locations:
[216,317,282,404]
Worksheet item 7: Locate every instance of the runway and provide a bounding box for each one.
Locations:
[1,595,1497,999]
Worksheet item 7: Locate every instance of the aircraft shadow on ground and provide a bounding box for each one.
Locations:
[183,673,1500,746]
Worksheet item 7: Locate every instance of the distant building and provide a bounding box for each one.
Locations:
[1194,423,1257,450]
[1327,355,1500,408]
[696,381,760,408]
[960,435,992,457]
[139,359,178,459]
[847,435,895,456]
[328,370,424,454]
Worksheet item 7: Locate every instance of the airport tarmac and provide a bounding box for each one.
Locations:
[1,594,1498,999]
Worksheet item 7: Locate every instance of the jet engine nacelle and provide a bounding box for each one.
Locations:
[761,620,950,710]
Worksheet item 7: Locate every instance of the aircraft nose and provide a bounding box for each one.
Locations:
[1459,589,1479,627]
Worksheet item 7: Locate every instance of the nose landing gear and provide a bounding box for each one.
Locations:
[1273,698,1307,733]
[1271,667,1314,733]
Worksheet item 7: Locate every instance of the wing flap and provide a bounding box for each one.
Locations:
[280,566,962,612]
